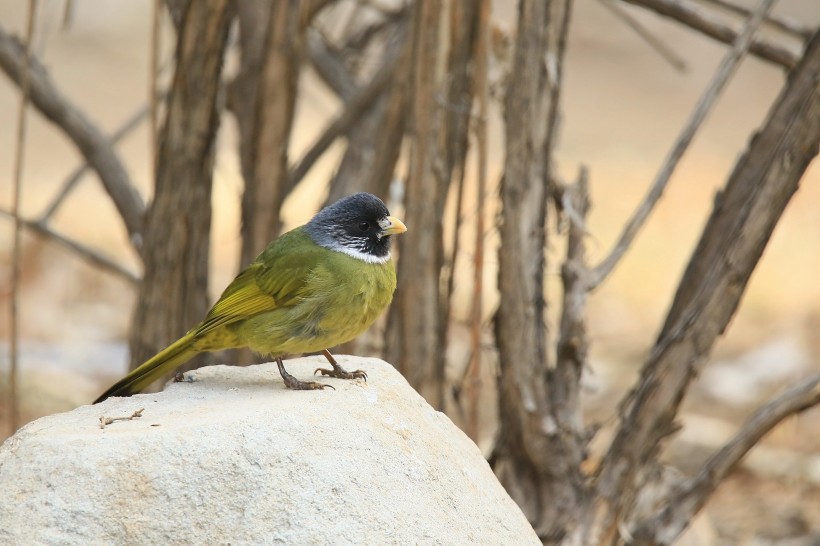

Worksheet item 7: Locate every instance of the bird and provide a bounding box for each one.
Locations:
[94,192,407,404]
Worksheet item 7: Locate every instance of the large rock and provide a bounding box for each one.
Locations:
[0,356,538,545]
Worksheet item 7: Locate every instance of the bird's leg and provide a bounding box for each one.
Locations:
[276,358,334,390]
[314,349,368,381]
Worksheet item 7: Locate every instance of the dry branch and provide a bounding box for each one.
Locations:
[0,209,138,285]
[589,0,774,289]
[598,0,687,72]
[338,6,404,53]
[287,54,400,191]
[633,374,820,545]
[622,0,800,69]
[544,1,581,444]
[39,100,158,224]
[227,0,271,272]
[590,25,820,544]
[149,0,163,163]
[492,1,583,540]
[701,0,814,41]
[306,28,358,100]
[0,25,145,246]
[553,167,590,442]
[323,17,411,208]
[463,0,491,441]
[238,1,305,264]
[128,0,234,371]
[385,0,448,407]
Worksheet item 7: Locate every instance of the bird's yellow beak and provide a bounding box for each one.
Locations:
[380,215,407,235]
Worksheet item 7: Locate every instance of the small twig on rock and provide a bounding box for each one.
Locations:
[99,408,144,429]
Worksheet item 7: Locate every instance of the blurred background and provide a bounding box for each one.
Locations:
[1,0,819,543]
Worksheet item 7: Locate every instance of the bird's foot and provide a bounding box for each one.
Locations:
[173,372,194,383]
[314,366,368,381]
[283,374,335,390]
[315,349,367,382]
[276,358,334,391]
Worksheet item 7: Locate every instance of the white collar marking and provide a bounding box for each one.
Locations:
[328,243,391,264]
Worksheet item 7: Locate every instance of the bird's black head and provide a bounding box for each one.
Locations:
[305,192,407,263]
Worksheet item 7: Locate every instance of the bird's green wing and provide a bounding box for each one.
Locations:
[195,229,320,337]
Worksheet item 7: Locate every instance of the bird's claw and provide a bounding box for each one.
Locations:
[284,377,335,390]
[314,367,368,382]
[276,358,334,390]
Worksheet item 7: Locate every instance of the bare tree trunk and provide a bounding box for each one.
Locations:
[238,1,306,267]
[441,1,482,188]
[491,0,582,541]
[384,0,448,407]
[129,1,234,372]
[441,0,485,386]
[229,0,271,237]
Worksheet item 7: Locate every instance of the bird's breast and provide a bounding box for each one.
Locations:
[311,257,396,340]
[236,255,396,356]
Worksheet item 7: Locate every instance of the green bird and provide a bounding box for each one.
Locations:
[94,193,407,404]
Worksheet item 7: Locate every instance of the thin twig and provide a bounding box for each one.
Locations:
[588,0,776,289]
[553,166,590,438]
[464,0,491,441]
[306,27,358,101]
[598,0,687,72]
[0,209,139,285]
[9,0,37,437]
[687,374,820,498]
[287,56,399,191]
[99,408,145,429]
[544,0,586,444]
[700,0,814,41]
[150,0,162,168]
[633,373,820,544]
[339,5,405,53]
[39,101,156,224]
[623,0,799,69]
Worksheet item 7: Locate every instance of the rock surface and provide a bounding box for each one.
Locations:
[0,356,538,545]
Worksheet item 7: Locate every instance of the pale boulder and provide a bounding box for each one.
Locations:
[0,357,538,545]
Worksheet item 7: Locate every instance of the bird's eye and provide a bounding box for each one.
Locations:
[358,221,370,232]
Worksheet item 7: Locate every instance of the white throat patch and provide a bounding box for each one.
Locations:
[329,243,391,264]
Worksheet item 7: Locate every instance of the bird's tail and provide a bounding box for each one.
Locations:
[94,332,199,404]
